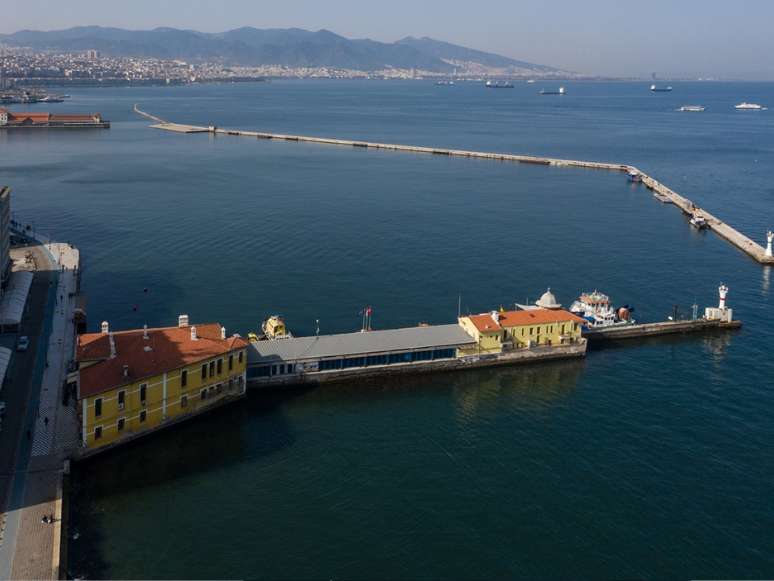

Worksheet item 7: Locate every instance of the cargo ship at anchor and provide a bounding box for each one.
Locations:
[0,109,109,128]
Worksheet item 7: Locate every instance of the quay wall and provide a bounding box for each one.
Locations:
[144,114,773,265]
[584,319,741,343]
[247,341,588,389]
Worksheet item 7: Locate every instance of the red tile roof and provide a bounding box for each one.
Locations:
[77,323,248,398]
[466,309,584,332]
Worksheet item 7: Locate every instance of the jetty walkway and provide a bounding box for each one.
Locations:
[134,108,773,265]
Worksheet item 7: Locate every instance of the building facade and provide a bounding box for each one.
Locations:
[458,308,585,356]
[76,319,248,452]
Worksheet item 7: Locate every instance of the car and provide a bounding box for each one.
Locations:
[17,336,29,351]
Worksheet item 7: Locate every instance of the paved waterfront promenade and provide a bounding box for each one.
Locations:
[0,236,80,580]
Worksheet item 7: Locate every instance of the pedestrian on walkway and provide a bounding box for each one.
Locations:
[44,416,49,427]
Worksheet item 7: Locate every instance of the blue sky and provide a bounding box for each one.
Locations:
[4,0,774,79]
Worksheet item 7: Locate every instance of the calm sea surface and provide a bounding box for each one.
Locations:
[2,80,773,579]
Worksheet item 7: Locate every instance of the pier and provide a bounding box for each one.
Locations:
[583,318,741,343]
[133,107,774,266]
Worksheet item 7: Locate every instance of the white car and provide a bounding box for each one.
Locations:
[17,336,29,351]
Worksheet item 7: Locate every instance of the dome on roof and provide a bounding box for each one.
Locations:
[535,287,562,309]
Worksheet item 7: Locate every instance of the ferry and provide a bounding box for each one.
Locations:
[734,102,762,110]
[690,213,710,229]
[540,87,565,95]
[486,81,514,88]
[651,85,672,92]
[569,291,636,329]
[262,315,293,340]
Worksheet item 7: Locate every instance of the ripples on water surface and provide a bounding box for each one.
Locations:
[2,81,773,579]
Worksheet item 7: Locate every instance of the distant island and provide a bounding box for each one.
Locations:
[0,26,589,85]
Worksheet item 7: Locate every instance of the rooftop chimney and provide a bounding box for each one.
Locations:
[123,365,129,378]
[179,314,189,327]
[191,326,197,341]
[221,326,226,340]
[101,321,109,334]
[109,331,116,359]
[143,324,148,339]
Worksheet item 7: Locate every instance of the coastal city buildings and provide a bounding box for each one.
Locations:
[75,319,248,452]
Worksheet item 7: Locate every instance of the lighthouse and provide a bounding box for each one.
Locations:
[718,283,728,309]
[706,283,732,322]
[765,231,773,257]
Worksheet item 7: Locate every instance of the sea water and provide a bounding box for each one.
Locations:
[2,80,773,579]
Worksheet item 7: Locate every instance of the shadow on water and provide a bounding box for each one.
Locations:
[67,391,304,579]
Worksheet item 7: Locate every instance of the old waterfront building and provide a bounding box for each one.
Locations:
[75,317,248,453]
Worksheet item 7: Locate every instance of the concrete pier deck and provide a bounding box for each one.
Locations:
[583,318,741,343]
[136,109,772,265]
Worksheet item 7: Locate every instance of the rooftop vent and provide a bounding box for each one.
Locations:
[143,324,148,339]
[191,326,197,341]
[123,365,129,377]
[101,321,109,334]
[221,327,226,340]
[179,314,189,327]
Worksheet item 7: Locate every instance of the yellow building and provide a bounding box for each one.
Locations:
[458,308,584,356]
[76,319,248,452]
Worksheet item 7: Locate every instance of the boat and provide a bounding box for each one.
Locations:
[627,171,642,182]
[569,291,636,329]
[653,192,673,203]
[526,80,535,83]
[651,85,672,92]
[40,96,64,103]
[680,106,705,111]
[540,87,565,95]
[262,315,293,340]
[690,213,710,229]
[435,81,454,85]
[735,102,762,110]
[486,81,514,88]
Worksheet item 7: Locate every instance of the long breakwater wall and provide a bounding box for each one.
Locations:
[135,108,774,265]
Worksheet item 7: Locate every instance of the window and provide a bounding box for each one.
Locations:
[140,410,146,423]
[238,351,243,364]
[561,324,566,334]
[217,359,222,375]
[94,426,102,440]
[95,398,102,418]
[201,363,207,380]
[118,418,125,431]
[181,370,187,388]
[209,361,215,377]
[530,327,534,335]
[140,383,147,404]
[181,395,188,408]
[118,390,125,410]
[201,388,207,401]
[228,354,233,371]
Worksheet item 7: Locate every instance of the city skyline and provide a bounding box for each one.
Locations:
[3,0,774,81]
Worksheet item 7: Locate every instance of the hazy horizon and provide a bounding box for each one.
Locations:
[3,0,774,81]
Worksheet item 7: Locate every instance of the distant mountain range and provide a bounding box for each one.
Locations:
[0,26,573,76]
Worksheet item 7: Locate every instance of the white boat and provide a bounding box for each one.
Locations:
[680,106,705,111]
[569,291,635,329]
[653,192,673,203]
[690,213,710,229]
[651,84,672,92]
[734,102,761,110]
[540,87,565,95]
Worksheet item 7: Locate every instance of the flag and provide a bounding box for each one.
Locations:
[500,305,504,312]
[358,309,365,315]
[366,306,371,315]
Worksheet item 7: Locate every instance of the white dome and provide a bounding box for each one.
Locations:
[535,287,562,309]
